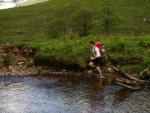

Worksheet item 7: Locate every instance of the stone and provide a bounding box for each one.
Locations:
[108,67,113,73]
[18,61,24,65]
[13,47,19,53]
[62,69,67,72]
[8,66,14,71]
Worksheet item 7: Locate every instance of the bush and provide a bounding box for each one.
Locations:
[139,40,150,48]
[3,52,16,66]
[71,9,94,37]
[0,57,4,67]
[98,5,119,35]
[47,18,67,38]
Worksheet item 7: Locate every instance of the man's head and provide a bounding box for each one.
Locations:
[89,41,95,47]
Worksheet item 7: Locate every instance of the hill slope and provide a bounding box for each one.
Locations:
[0,0,150,73]
[0,0,150,39]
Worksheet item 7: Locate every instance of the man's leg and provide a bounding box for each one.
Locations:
[89,62,104,78]
[96,66,104,78]
[89,62,95,68]
[88,62,95,74]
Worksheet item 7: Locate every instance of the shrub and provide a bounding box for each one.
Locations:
[0,57,4,67]
[46,18,67,38]
[95,2,119,35]
[71,9,94,37]
[3,52,16,66]
[139,40,150,48]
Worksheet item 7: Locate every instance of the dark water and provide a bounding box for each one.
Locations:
[0,76,149,113]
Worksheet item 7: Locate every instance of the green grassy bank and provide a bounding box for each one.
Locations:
[0,35,150,73]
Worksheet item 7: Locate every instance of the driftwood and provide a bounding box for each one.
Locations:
[115,77,139,85]
[111,66,146,83]
[111,65,150,89]
[115,82,141,90]
[139,67,150,78]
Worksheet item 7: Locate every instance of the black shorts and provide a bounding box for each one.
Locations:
[91,57,103,66]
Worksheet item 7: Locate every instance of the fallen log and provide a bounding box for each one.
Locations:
[139,68,150,78]
[111,66,146,84]
[115,82,141,90]
[138,67,150,83]
[115,77,139,85]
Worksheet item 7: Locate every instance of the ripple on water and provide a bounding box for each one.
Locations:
[0,76,149,113]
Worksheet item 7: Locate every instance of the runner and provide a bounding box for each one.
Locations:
[89,41,105,79]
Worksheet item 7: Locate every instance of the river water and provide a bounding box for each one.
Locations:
[0,76,149,113]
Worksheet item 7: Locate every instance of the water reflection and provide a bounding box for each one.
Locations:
[112,88,133,107]
[0,76,149,113]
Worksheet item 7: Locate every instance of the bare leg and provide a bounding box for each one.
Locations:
[96,66,103,76]
[89,62,95,68]
[89,62,104,79]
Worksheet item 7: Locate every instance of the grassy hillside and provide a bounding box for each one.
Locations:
[0,0,150,39]
[0,0,150,73]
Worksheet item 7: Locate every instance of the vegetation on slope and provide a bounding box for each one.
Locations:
[0,35,150,73]
[0,0,150,39]
[0,0,150,73]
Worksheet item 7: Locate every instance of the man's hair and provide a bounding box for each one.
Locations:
[89,41,95,45]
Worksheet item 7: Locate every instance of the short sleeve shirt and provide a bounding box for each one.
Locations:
[92,46,101,58]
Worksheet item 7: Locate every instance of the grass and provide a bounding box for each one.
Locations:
[0,35,149,73]
[0,0,149,73]
[0,0,150,39]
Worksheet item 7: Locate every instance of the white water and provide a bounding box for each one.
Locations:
[0,0,49,10]
[0,0,28,10]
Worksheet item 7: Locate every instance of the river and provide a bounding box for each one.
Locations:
[0,75,149,113]
[0,0,49,10]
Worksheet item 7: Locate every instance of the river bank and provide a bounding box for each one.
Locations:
[0,35,150,72]
[0,41,149,111]
[0,43,115,82]
[0,43,104,77]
